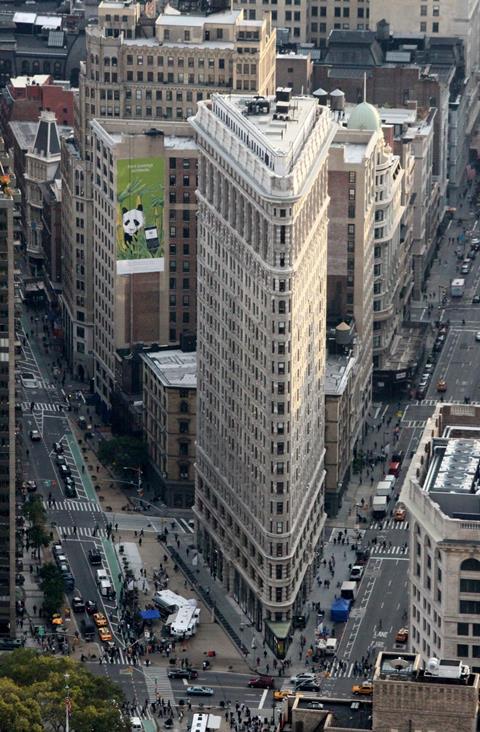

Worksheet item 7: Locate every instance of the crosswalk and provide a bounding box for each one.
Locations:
[143,666,175,704]
[22,400,64,413]
[177,518,195,534]
[402,420,427,429]
[370,544,409,556]
[44,499,101,513]
[369,520,409,530]
[56,525,108,538]
[412,398,480,407]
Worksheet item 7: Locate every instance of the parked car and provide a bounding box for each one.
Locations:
[473,295,480,304]
[476,332,480,342]
[247,676,275,689]
[58,464,71,480]
[22,480,37,493]
[53,442,64,454]
[65,483,77,498]
[85,600,97,615]
[55,455,67,467]
[186,686,214,696]
[72,596,85,613]
[29,429,41,441]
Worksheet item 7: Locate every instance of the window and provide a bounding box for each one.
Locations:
[461,559,480,571]
[420,21,427,31]
[458,623,469,636]
[420,4,427,14]
[460,579,480,594]
[432,22,439,32]
[433,5,439,14]
[460,600,480,614]
[457,644,469,657]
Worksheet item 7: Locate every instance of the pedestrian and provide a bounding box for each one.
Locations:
[139,537,142,546]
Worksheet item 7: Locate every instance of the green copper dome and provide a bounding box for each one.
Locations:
[347,101,382,131]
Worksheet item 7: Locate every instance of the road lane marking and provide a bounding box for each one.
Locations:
[258,689,268,709]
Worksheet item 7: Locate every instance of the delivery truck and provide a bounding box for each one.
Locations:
[372,495,387,519]
[340,580,358,602]
[376,480,393,498]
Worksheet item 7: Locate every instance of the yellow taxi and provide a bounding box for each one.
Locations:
[352,681,373,696]
[395,627,409,643]
[436,379,447,393]
[51,613,63,626]
[273,689,297,701]
[98,626,113,642]
[93,612,108,628]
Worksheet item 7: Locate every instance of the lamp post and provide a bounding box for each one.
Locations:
[64,673,71,732]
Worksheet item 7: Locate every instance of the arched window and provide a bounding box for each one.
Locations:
[461,558,480,572]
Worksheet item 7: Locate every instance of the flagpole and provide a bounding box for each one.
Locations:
[65,673,70,732]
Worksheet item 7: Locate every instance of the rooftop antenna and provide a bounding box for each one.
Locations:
[363,71,367,102]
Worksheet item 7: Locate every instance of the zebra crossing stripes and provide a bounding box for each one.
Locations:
[402,420,427,429]
[44,499,101,513]
[143,666,175,704]
[177,518,195,534]
[369,544,409,556]
[369,520,409,530]
[21,401,64,413]
[56,525,108,539]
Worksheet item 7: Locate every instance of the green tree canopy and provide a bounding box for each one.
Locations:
[38,562,65,617]
[0,650,129,732]
[98,436,148,470]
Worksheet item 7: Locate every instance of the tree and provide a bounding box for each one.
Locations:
[38,563,64,617]
[0,650,129,732]
[98,436,149,470]
[23,495,50,559]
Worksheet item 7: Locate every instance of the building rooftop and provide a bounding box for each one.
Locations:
[422,433,480,519]
[156,8,241,27]
[142,349,197,389]
[9,121,72,152]
[10,74,51,88]
[292,697,372,730]
[203,90,330,177]
[325,353,355,396]
[376,652,477,687]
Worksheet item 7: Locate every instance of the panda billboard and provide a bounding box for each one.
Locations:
[116,157,165,260]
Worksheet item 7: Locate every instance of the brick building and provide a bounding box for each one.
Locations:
[141,349,196,508]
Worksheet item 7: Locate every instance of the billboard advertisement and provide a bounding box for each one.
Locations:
[116,157,165,260]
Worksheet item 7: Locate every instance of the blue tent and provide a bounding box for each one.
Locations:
[330,598,350,623]
[140,609,161,620]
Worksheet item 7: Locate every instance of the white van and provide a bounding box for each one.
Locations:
[383,474,396,490]
[376,480,393,498]
[130,717,143,732]
[325,638,337,655]
[96,569,108,585]
[100,579,113,598]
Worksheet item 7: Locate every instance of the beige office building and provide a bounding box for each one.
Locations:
[191,91,335,654]
[325,121,379,512]
[402,403,480,670]
[80,0,276,139]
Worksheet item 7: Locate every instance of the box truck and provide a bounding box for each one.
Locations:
[372,495,387,518]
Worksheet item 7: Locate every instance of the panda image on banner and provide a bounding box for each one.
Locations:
[122,204,145,243]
